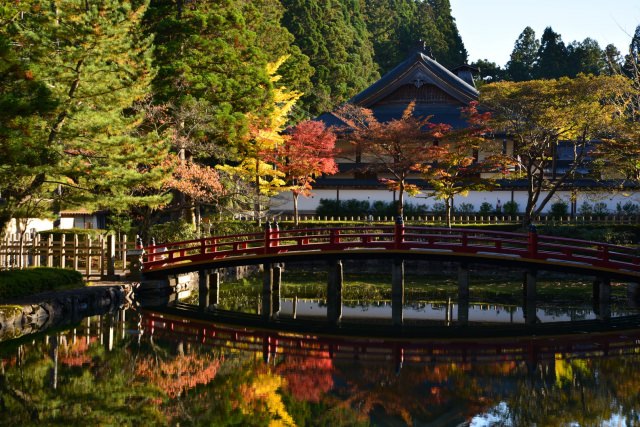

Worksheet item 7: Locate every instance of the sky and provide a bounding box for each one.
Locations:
[449,0,640,67]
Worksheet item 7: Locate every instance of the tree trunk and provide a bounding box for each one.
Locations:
[293,192,299,226]
[445,197,453,228]
[397,183,404,217]
[254,161,262,226]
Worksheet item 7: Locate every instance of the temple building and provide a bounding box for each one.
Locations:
[271,46,635,217]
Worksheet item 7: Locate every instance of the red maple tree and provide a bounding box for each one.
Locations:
[270,120,338,225]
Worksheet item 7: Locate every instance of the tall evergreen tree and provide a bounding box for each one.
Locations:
[426,0,468,67]
[281,0,379,115]
[567,38,605,77]
[604,43,623,76]
[1,0,169,232]
[363,0,417,74]
[238,0,313,117]
[506,27,539,81]
[534,27,569,79]
[144,0,273,155]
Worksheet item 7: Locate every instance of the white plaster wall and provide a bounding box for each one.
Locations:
[271,189,640,215]
[6,218,55,235]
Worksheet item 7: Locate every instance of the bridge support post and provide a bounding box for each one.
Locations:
[523,269,537,325]
[272,265,281,319]
[392,259,404,326]
[327,260,343,325]
[209,270,220,306]
[593,277,611,320]
[457,263,470,325]
[628,282,640,308]
[262,264,273,319]
[198,269,209,309]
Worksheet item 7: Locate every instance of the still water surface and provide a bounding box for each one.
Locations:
[1,301,639,426]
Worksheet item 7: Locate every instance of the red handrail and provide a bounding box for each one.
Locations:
[142,225,640,276]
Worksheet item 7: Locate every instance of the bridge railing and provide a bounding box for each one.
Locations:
[142,223,640,274]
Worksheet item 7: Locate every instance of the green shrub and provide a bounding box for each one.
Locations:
[616,201,640,215]
[457,202,475,214]
[593,202,609,217]
[503,201,519,215]
[0,268,84,300]
[148,220,197,244]
[479,202,493,216]
[550,200,569,218]
[578,202,593,216]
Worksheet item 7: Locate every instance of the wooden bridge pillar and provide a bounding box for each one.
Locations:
[523,269,537,325]
[392,259,404,326]
[327,260,343,325]
[593,277,611,320]
[628,282,640,308]
[457,263,470,325]
[199,269,220,309]
[272,265,281,319]
[198,269,209,309]
[262,264,273,319]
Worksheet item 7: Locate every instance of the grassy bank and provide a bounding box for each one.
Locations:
[0,268,84,300]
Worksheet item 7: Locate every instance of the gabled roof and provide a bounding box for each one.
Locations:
[349,50,479,107]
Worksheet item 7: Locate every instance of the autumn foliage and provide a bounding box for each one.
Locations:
[270,120,338,224]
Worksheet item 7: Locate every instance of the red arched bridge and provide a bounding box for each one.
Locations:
[142,222,640,282]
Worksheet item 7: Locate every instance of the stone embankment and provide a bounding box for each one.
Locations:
[0,282,133,342]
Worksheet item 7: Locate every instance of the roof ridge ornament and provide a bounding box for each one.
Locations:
[416,39,434,59]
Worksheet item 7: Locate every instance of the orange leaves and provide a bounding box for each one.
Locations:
[135,353,222,398]
[163,156,224,203]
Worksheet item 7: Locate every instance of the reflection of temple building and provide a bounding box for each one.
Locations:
[272,47,636,216]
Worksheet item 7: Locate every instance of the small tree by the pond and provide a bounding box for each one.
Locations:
[335,102,444,216]
[270,120,338,225]
[420,102,506,227]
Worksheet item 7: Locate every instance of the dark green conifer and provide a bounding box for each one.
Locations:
[506,27,539,81]
[281,0,379,115]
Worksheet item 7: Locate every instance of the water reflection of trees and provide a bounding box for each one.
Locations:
[1,311,639,425]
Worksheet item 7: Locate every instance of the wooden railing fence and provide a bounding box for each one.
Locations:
[0,233,132,277]
[231,214,640,225]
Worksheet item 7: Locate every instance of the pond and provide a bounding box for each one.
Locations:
[1,298,640,425]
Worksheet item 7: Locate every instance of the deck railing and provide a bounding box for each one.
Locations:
[143,222,640,275]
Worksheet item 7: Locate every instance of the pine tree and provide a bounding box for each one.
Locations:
[2,0,169,230]
[281,0,379,115]
[506,27,539,81]
[534,27,569,79]
[0,2,58,231]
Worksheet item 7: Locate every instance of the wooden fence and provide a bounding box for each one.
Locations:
[0,233,132,278]
[234,214,640,225]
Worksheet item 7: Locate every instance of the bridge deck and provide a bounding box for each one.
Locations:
[142,225,640,281]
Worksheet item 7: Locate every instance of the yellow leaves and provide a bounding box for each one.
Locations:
[240,371,296,427]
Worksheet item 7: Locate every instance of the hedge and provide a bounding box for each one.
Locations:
[0,268,84,300]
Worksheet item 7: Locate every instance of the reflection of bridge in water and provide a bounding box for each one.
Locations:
[141,309,640,370]
[140,222,640,326]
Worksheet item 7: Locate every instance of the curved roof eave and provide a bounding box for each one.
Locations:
[349,51,479,107]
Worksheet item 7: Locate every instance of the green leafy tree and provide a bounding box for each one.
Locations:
[144,0,273,155]
[481,75,624,225]
[0,2,58,233]
[506,27,540,81]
